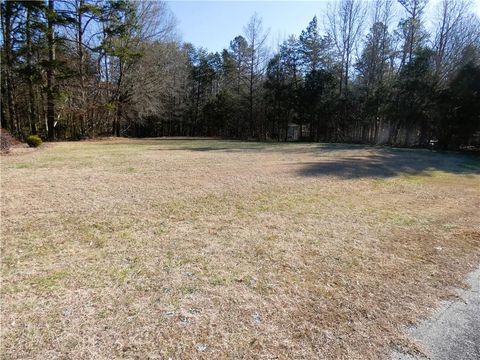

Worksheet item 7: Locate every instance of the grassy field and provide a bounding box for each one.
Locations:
[1,138,479,359]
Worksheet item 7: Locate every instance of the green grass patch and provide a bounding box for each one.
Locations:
[29,270,69,291]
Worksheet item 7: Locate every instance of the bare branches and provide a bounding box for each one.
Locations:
[326,0,366,94]
[432,0,480,82]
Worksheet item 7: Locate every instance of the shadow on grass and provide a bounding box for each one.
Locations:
[151,141,363,153]
[154,146,271,152]
[297,149,480,179]
[146,138,480,179]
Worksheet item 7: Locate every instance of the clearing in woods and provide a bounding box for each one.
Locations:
[1,139,479,359]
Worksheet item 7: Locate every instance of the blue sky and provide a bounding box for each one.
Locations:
[167,1,329,52]
[167,1,480,53]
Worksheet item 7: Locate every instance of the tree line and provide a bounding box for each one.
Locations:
[1,0,480,149]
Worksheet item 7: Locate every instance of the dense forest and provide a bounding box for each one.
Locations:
[1,0,480,149]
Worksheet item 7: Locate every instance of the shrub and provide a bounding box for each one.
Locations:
[0,130,13,153]
[26,135,42,148]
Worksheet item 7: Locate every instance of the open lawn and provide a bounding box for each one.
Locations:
[1,139,479,359]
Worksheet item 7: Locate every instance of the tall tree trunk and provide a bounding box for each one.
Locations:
[2,1,17,134]
[26,5,37,134]
[249,55,254,138]
[46,0,56,140]
[77,0,86,137]
[115,100,121,137]
[194,83,200,134]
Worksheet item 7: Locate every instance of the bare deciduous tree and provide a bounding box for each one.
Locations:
[433,0,480,83]
[243,13,269,137]
[327,0,366,95]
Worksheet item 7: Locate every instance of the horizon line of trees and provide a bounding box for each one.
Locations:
[1,0,480,149]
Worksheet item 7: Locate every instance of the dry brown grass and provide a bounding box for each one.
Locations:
[1,138,479,359]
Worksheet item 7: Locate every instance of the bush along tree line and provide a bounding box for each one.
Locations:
[1,0,480,149]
